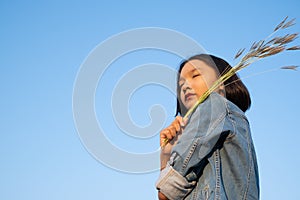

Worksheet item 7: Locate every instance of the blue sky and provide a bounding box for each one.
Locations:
[1,0,300,199]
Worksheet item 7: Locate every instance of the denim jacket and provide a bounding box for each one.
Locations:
[156,92,259,200]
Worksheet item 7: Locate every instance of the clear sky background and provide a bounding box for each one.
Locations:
[1,0,300,199]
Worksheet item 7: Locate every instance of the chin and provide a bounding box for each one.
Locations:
[184,102,196,111]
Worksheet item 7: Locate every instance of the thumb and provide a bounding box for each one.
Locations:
[179,116,188,127]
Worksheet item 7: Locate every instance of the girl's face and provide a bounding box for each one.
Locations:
[179,59,220,110]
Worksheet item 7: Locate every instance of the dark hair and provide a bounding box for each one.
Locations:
[176,54,251,116]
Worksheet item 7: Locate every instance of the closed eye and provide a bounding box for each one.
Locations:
[179,82,184,88]
[192,73,200,78]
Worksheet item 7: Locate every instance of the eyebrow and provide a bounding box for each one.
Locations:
[190,68,200,73]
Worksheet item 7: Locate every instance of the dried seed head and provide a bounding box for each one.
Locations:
[234,48,245,59]
[266,37,280,45]
[259,46,272,54]
[241,51,258,62]
[281,33,299,44]
[257,40,265,50]
[274,16,288,31]
[266,46,285,56]
[282,18,296,29]
[273,36,285,44]
[250,41,259,50]
[286,45,300,50]
[250,40,265,51]
[258,46,285,58]
[281,65,298,71]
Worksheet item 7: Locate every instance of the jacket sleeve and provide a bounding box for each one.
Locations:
[156,161,197,200]
[156,93,232,199]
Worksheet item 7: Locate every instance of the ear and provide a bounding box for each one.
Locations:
[217,84,226,97]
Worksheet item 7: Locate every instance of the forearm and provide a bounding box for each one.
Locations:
[159,152,170,200]
[160,151,170,170]
[158,191,169,200]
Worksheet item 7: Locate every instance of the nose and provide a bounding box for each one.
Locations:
[181,81,191,93]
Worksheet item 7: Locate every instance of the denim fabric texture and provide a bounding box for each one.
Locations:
[156,92,259,200]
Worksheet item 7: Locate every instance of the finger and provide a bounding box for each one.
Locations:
[160,130,169,146]
[172,120,181,132]
[174,116,184,127]
[178,116,188,127]
[169,126,178,137]
[166,129,174,140]
[160,129,168,139]
[161,129,173,141]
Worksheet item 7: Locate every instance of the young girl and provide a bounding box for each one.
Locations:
[156,54,259,200]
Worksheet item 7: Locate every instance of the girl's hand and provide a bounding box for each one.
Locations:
[160,116,185,147]
[160,116,186,170]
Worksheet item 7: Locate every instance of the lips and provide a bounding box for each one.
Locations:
[185,93,196,101]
